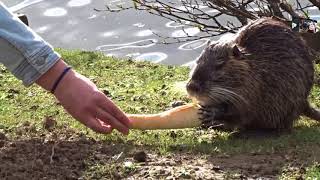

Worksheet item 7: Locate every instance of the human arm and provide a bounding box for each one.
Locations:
[0,2,130,134]
[36,59,130,134]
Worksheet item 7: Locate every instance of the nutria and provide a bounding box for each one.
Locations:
[186,17,320,132]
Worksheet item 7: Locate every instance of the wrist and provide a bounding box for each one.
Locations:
[35,59,72,93]
[50,66,72,94]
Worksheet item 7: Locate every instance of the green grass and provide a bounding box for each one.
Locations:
[305,163,320,179]
[0,49,320,178]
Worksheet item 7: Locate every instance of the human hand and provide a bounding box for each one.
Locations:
[36,59,130,134]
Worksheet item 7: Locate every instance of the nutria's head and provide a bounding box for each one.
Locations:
[186,41,251,110]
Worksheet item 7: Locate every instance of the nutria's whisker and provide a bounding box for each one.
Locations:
[208,86,248,109]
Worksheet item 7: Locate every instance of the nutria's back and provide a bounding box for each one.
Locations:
[187,17,317,130]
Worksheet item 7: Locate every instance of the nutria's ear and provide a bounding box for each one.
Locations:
[206,40,218,47]
[206,40,211,46]
[232,45,242,58]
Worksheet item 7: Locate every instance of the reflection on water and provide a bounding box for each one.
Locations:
[101,31,116,37]
[88,14,97,19]
[7,0,46,12]
[1,0,24,7]
[43,7,67,17]
[205,9,219,14]
[67,0,91,7]
[67,19,79,26]
[96,39,157,51]
[133,23,145,28]
[136,30,153,37]
[107,0,126,9]
[171,27,200,37]
[35,25,50,34]
[134,52,167,63]
[126,52,140,58]
[166,20,190,28]
[178,38,209,50]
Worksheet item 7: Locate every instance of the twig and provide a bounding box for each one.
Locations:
[279,1,301,19]
[50,143,57,164]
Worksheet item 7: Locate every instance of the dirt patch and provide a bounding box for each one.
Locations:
[0,124,319,179]
[128,148,320,179]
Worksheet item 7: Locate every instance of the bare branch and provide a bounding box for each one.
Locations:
[206,0,257,23]
[279,1,301,18]
[266,0,285,18]
[97,0,319,47]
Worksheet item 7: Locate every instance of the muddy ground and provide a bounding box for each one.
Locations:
[0,123,319,180]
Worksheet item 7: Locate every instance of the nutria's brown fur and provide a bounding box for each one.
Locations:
[186,17,320,131]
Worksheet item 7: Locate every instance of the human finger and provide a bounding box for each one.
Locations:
[96,107,129,135]
[97,94,131,128]
[83,117,113,134]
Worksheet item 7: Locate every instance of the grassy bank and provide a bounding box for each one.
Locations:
[0,49,319,179]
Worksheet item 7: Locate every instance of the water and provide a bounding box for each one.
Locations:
[2,0,46,12]
[2,0,210,65]
[1,0,24,7]
[3,0,320,65]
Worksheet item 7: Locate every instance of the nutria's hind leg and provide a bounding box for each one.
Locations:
[302,102,320,121]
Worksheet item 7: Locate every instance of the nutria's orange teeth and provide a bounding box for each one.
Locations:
[127,103,201,130]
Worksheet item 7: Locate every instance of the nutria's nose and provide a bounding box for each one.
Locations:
[186,80,201,93]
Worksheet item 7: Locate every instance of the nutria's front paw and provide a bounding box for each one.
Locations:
[198,106,224,128]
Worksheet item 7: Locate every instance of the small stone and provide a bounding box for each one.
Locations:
[250,151,260,156]
[299,167,307,174]
[22,121,31,127]
[0,140,5,148]
[133,151,147,162]
[179,172,192,179]
[165,160,176,166]
[159,169,166,175]
[124,161,134,169]
[212,165,222,171]
[169,131,177,139]
[160,90,167,96]
[239,174,247,179]
[103,89,111,96]
[30,105,39,110]
[0,132,7,141]
[35,159,44,166]
[166,176,175,180]
[251,164,262,172]
[7,89,19,94]
[15,127,24,136]
[43,117,57,130]
[296,175,304,180]
[171,100,186,108]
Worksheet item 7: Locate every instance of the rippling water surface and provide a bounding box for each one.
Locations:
[2,0,320,65]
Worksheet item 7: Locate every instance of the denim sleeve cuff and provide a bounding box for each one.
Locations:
[12,47,61,86]
[0,2,61,87]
